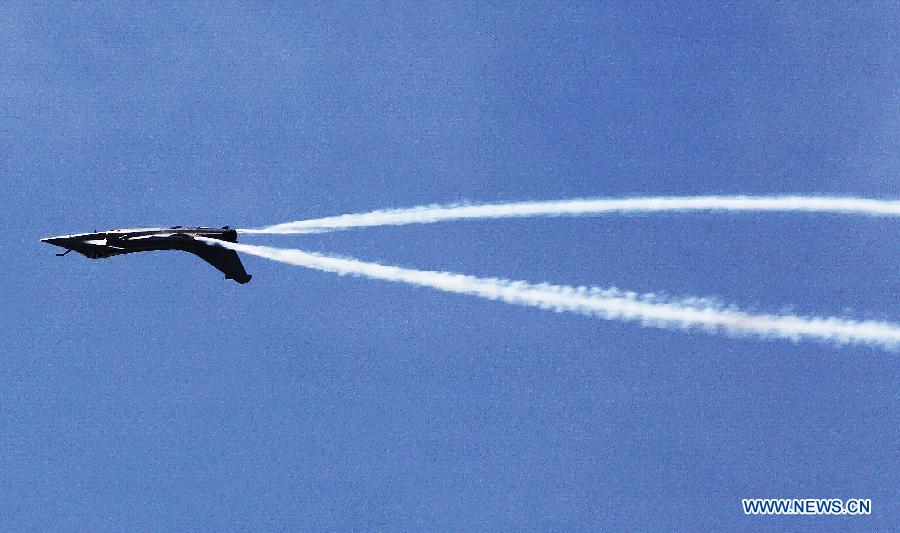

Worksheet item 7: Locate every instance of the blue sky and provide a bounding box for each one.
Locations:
[2,2,898,529]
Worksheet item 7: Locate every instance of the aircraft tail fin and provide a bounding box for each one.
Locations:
[189,239,252,284]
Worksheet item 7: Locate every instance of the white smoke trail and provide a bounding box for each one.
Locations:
[198,237,900,350]
[239,196,900,234]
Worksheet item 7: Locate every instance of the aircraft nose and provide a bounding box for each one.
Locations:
[41,236,70,247]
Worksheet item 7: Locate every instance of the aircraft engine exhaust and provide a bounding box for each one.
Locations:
[197,237,900,350]
[238,196,900,234]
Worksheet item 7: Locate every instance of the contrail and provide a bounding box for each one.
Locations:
[239,196,900,234]
[198,237,900,350]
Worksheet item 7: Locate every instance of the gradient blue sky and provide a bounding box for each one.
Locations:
[2,2,898,529]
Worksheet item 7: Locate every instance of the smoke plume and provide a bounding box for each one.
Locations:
[198,237,900,350]
[239,196,900,234]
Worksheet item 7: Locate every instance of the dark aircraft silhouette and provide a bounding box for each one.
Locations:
[41,226,252,284]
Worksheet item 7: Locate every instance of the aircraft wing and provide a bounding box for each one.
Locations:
[189,240,252,284]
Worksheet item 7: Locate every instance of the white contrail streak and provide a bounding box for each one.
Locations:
[198,237,900,350]
[239,196,900,234]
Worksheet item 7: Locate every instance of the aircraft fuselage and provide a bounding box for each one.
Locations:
[41,226,252,283]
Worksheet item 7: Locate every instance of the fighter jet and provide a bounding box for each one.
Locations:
[41,226,252,284]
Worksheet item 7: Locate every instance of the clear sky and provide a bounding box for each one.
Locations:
[2,2,898,529]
